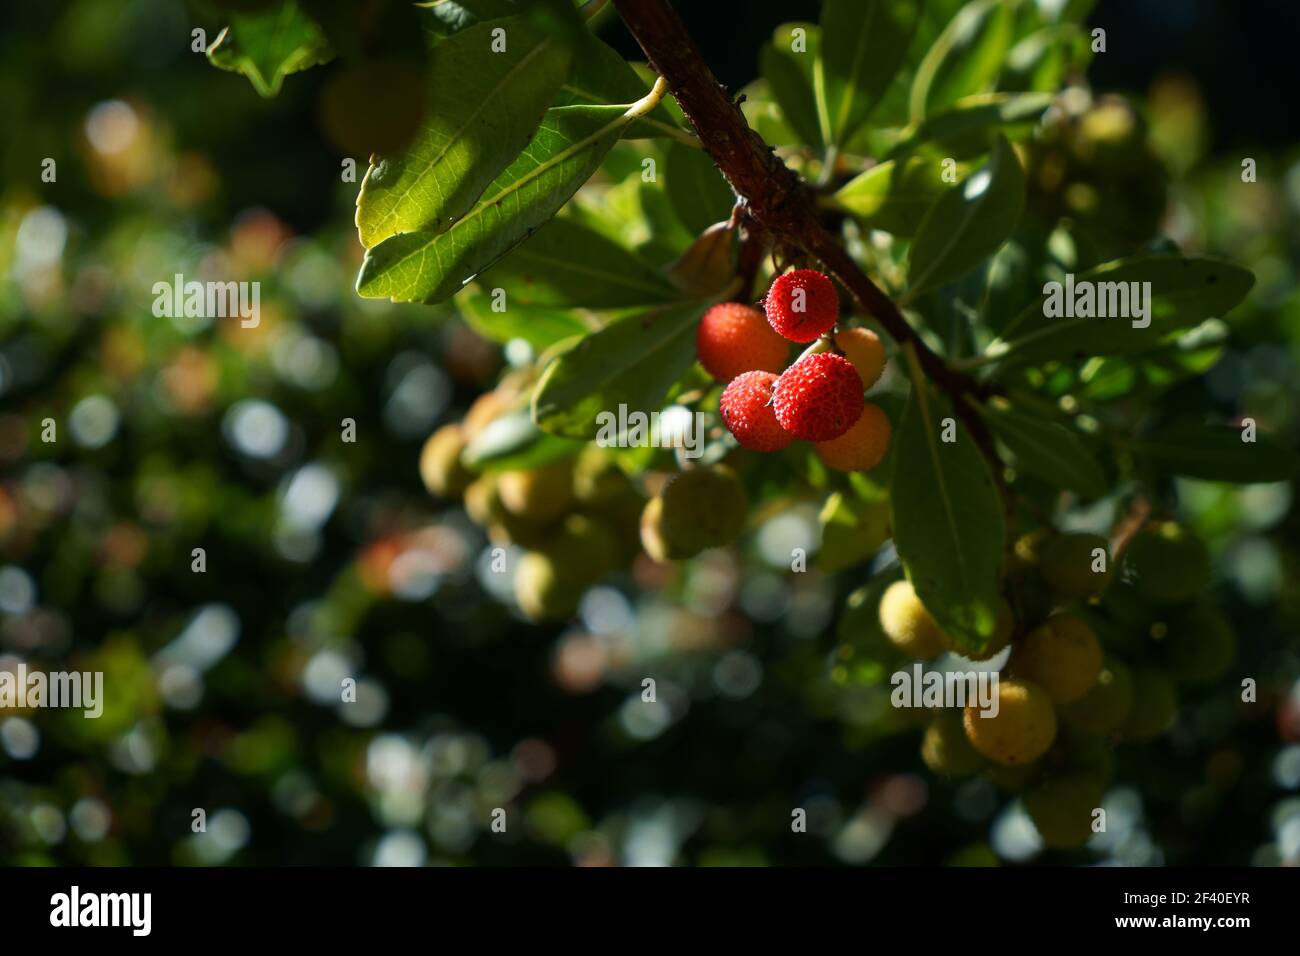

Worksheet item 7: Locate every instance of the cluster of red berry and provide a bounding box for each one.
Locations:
[696,269,892,472]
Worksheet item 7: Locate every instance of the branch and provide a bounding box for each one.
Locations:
[610,0,992,408]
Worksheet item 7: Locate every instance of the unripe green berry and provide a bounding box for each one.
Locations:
[922,711,985,777]
[497,458,575,524]
[1118,667,1177,741]
[1060,655,1134,735]
[1161,604,1234,683]
[1024,772,1106,850]
[1123,521,1210,606]
[652,465,748,559]
[1040,532,1112,599]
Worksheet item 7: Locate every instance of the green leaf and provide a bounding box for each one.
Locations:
[355,17,573,249]
[909,0,1016,122]
[981,403,1107,497]
[759,23,823,150]
[1129,422,1299,483]
[207,1,332,98]
[832,156,964,237]
[532,302,708,439]
[890,91,1052,159]
[357,99,657,304]
[476,217,680,308]
[664,141,734,235]
[984,256,1255,370]
[818,491,892,573]
[890,383,1004,653]
[906,135,1024,297]
[458,289,592,349]
[557,30,686,142]
[815,0,924,148]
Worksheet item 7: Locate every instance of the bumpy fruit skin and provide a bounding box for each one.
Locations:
[1061,655,1134,735]
[815,402,891,472]
[879,579,948,659]
[772,353,865,442]
[765,269,839,342]
[695,302,789,382]
[652,465,748,559]
[1123,521,1209,605]
[922,712,985,777]
[1161,604,1234,683]
[1040,532,1112,599]
[835,327,886,388]
[720,371,794,452]
[1119,667,1177,741]
[419,424,473,498]
[497,459,574,524]
[963,677,1058,766]
[1024,773,1106,850]
[1011,614,1103,704]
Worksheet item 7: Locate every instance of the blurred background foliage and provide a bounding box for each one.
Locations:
[1,0,1298,866]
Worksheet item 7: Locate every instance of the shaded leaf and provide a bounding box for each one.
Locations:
[664,141,734,235]
[458,289,592,349]
[891,383,1004,653]
[909,0,1015,121]
[1130,422,1299,483]
[476,217,679,308]
[985,255,1255,370]
[982,403,1107,497]
[532,302,708,439]
[815,0,923,147]
[759,23,823,150]
[890,91,1052,159]
[906,135,1024,297]
[207,0,332,98]
[832,156,964,237]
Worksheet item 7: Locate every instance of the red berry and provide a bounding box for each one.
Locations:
[695,303,789,383]
[772,353,864,442]
[765,269,839,342]
[720,371,793,452]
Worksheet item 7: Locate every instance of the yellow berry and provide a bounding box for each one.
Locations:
[815,403,891,473]
[419,424,473,498]
[879,579,947,659]
[835,327,886,388]
[963,677,1057,767]
[496,459,575,524]
[1011,613,1103,704]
